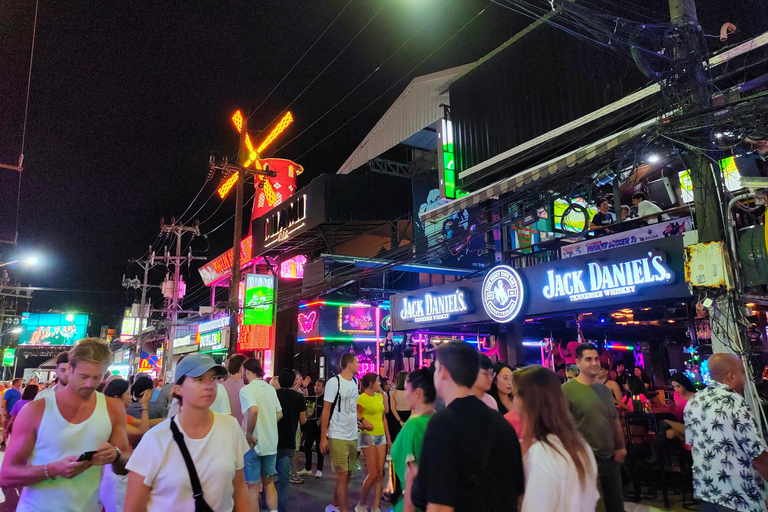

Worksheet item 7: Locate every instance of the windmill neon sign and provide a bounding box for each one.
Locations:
[218,110,297,199]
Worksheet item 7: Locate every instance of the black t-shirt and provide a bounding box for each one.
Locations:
[591,211,613,228]
[412,395,525,511]
[276,388,306,450]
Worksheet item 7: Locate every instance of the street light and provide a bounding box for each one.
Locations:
[0,256,40,269]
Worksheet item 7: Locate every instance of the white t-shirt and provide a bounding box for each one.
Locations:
[637,200,669,224]
[211,384,231,415]
[126,413,249,512]
[521,435,599,512]
[324,375,359,441]
[239,379,282,455]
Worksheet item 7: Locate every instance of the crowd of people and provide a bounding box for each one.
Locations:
[0,337,766,512]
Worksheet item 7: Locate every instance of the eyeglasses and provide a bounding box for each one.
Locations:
[481,370,496,378]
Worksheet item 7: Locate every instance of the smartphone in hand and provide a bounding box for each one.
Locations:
[77,451,97,462]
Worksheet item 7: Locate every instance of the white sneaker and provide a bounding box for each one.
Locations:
[325,505,341,512]
[315,470,323,478]
[296,469,312,476]
[355,504,368,512]
[372,508,381,512]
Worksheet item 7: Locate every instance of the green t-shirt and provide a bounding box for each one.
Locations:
[390,413,434,512]
[561,379,618,459]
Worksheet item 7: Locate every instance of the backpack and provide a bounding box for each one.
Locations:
[327,375,358,421]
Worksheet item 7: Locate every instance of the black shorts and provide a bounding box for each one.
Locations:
[403,350,414,358]
[383,353,395,361]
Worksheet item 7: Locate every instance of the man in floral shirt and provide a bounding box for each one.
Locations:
[685,353,768,512]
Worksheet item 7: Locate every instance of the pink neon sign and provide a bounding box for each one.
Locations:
[280,255,307,279]
[298,311,317,334]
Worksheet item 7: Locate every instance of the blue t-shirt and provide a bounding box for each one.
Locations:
[5,388,21,415]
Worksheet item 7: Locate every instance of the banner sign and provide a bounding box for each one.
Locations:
[244,274,275,326]
[399,289,470,325]
[560,217,693,259]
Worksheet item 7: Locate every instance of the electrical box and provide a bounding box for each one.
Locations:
[685,241,734,290]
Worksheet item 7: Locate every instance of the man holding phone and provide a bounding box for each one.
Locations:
[0,338,132,512]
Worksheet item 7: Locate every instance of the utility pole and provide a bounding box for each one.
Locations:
[228,121,248,359]
[125,245,155,373]
[158,220,201,382]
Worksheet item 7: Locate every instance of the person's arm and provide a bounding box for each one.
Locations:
[403,461,418,512]
[319,398,332,454]
[123,471,152,512]
[383,406,391,447]
[390,392,403,423]
[613,417,627,462]
[426,505,454,512]
[94,396,132,476]
[232,468,250,512]
[245,405,259,449]
[382,392,390,415]
[299,411,307,426]
[356,403,374,431]
[0,401,92,486]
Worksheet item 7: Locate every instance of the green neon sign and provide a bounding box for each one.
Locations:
[244,274,274,326]
[2,348,15,367]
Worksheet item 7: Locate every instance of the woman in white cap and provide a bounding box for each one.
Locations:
[123,353,251,512]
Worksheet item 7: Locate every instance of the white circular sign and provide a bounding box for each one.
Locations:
[481,265,525,323]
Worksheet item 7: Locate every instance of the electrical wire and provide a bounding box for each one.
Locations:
[246,0,355,122]
[273,0,451,154]
[294,2,492,161]
[201,193,255,236]
[178,180,211,224]
[258,0,393,135]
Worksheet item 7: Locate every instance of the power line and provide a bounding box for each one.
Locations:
[178,179,211,224]
[274,0,451,154]
[294,2,492,161]
[257,0,393,139]
[246,0,355,122]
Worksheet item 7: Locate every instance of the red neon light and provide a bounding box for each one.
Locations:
[257,112,293,154]
[232,110,243,133]
[218,172,239,198]
[199,236,253,285]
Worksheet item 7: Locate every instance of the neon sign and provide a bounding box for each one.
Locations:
[298,311,317,334]
[258,112,294,154]
[543,251,673,303]
[198,317,230,333]
[340,307,375,333]
[264,194,307,246]
[199,236,253,285]
[280,255,307,279]
[399,289,468,324]
[482,266,525,323]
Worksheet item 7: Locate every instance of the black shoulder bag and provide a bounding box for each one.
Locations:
[170,417,215,512]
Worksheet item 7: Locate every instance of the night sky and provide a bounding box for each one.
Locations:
[0,0,756,331]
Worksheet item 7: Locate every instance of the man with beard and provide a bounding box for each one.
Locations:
[35,352,70,401]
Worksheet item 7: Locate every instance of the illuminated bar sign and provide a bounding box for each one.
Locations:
[264,194,307,245]
[2,348,14,367]
[391,237,690,331]
[244,273,274,326]
[542,251,673,303]
[399,289,469,324]
[198,236,254,286]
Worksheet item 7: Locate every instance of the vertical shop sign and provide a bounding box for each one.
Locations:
[2,348,14,367]
[244,273,274,325]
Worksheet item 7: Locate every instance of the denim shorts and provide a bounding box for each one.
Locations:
[360,433,387,448]
[243,449,277,483]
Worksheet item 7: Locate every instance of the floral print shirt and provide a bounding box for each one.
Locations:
[685,380,767,511]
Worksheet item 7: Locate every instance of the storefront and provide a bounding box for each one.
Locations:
[391,236,695,382]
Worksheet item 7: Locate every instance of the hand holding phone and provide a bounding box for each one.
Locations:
[77,451,97,462]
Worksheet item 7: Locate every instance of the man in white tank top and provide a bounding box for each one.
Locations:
[0,338,131,512]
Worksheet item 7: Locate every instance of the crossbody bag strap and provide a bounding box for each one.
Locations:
[170,417,205,499]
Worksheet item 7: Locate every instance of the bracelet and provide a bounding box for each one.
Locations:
[112,446,122,464]
[44,463,53,480]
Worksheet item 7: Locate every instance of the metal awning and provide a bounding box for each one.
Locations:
[420,118,657,222]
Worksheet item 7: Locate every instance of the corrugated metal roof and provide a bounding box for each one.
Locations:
[336,64,473,175]
[420,118,657,222]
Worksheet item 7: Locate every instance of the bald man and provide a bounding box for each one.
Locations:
[684,353,768,512]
